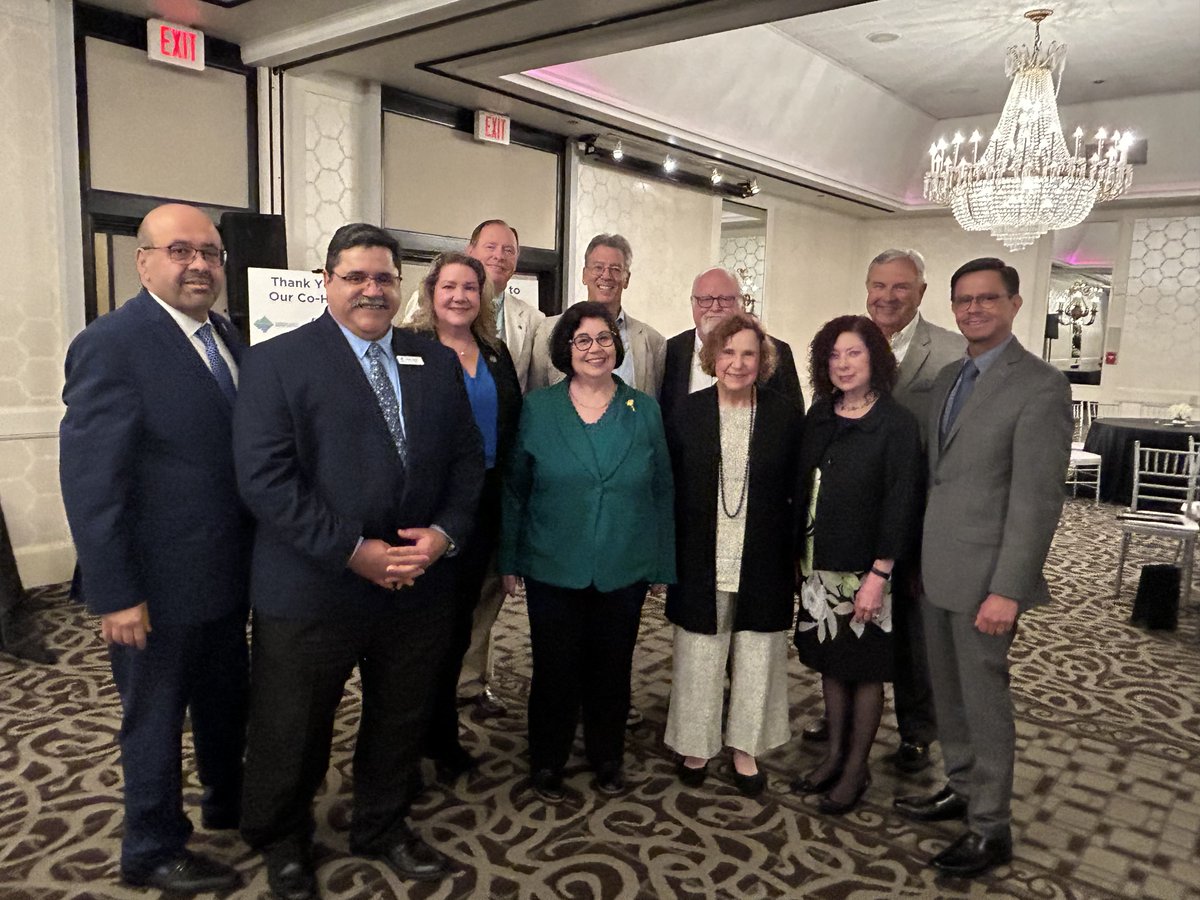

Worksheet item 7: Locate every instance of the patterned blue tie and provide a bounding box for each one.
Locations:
[366,343,407,464]
[941,358,979,441]
[195,322,237,405]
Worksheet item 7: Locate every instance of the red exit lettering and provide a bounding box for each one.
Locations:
[160,26,196,62]
[485,116,506,141]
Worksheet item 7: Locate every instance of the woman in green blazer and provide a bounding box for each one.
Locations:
[500,300,675,804]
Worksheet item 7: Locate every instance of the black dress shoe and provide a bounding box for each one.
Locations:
[885,740,932,774]
[801,717,829,743]
[818,774,871,815]
[894,784,969,822]
[732,769,766,798]
[676,758,709,788]
[433,743,478,783]
[530,768,565,804]
[473,687,507,717]
[266,853,318,900]
[372,832,450,882]
[121,850,240,893]
[790,767,842,795]
[593,762,626,796]
[931,829,1013,877]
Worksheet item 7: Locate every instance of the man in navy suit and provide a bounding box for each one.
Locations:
[659,267,803,425]
[234,223,484,899]
[60,203,250,893]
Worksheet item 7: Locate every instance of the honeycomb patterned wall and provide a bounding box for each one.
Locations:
[303,91,358,269]
[1122,216,1200,401]
[719,234,766,314]
[0,0,73,584]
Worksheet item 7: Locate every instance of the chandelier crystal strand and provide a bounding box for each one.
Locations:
[923,9,1134,252]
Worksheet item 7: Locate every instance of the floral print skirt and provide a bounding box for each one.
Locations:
[794,469,895,682]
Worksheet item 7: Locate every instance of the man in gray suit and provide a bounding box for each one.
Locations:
[895,257,1071,878]
[867,249,965,774]
[528,233,666,394]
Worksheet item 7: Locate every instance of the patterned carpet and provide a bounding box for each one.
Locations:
[2,498,1199,900]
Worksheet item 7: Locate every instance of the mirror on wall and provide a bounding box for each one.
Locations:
[1042,222,1119,385]
[718,201,767,315]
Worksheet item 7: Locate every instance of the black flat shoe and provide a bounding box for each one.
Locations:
[790,767,842,795]
[371,832,450,882]
[894,783,968,822]
[931,829,1013,877]
[121,850,240,893]
[732,769,766,798]
[266,852,318,900]
[676,758,709,788]
[593,762,626,796]
[884,740,932,774]
[530,768,565,804]
[818,774,871,815]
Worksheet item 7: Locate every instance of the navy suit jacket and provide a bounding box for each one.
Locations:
[59,289,252,625]
[233,311,485,620]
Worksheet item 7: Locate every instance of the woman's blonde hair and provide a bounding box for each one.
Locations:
[404,252,499,348]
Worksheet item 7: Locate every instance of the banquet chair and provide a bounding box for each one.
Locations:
[1066,447,1102,504]
[1115,438,1199,606]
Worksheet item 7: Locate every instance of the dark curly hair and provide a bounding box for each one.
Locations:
[808,314,897,402]
[549,301,626,379]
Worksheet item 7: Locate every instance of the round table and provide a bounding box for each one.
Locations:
[1083,417,1200,505]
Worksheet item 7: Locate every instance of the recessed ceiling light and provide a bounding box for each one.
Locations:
[866,31,900,44]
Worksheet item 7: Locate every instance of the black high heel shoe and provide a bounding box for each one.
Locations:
[789,767,843,795]
[818,774,871,815]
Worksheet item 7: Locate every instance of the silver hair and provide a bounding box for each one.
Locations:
[868,249,926,285]
[585,233,633,272]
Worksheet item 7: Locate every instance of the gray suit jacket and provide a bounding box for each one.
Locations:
[893,316,966,448]
[922,337,1072,614]
[528,309,667,395]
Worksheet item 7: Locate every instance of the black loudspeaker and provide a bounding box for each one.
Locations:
[1044,314,1060,340]
[219,212,288,343]
[1130,564,1180,631]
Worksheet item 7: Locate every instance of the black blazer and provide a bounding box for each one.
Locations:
[60,290,252,625]
[233,311,484,620]
[659,328,804,425]
[666,386,802,634]
[797,394,923,572]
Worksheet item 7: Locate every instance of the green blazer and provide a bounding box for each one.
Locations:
[500,378,676,591]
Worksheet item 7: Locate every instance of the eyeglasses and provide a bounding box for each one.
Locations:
[692,295,740,310]
[569,331,616,351]
[586,263,627,277]
[327,271,400,289]
[141,243,227,267]
[951,292,1008,310]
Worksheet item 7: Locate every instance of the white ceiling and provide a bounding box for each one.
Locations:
[771,0,1200,118]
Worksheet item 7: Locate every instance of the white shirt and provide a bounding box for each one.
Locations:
[889,313,922,366]
[150,292,238,386]
[688,330,715,394]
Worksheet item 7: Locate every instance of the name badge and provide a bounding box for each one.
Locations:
[395,355,425,366]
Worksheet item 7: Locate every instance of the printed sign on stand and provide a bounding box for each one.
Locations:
[246,268,328,345]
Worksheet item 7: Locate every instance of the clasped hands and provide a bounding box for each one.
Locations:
[349,527,449,590]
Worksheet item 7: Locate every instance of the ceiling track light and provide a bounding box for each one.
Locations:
[611,140,624,161]
[710,168,723,185]
[663,155,677,173]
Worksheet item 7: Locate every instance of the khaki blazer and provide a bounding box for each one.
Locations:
[528,309,666,395]
[922,337,1072,614]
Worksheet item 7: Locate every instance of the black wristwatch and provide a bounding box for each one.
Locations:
[869,565,892,581]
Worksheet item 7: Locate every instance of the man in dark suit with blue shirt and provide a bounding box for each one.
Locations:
[60,203,250,894]
[234,223,484,899]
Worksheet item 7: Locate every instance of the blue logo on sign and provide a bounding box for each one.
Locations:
[254,316,274,333]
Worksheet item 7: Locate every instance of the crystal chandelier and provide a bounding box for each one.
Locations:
[923,9,1134,252]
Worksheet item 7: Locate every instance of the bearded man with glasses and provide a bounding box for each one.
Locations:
[659,266,803,425]
[528,233,667,394]
[60,203,250,893]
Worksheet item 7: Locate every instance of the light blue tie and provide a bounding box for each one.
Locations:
[941,359,979,441]
[195,322,237,405]
[366,343,407,464]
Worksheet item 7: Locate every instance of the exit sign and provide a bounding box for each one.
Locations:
[147,19,205,71]
[474,111,510,145]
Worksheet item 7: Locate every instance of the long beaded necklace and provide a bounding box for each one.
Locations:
[718,387,756,518]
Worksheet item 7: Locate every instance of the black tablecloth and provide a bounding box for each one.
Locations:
[1083,417,1200,505]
